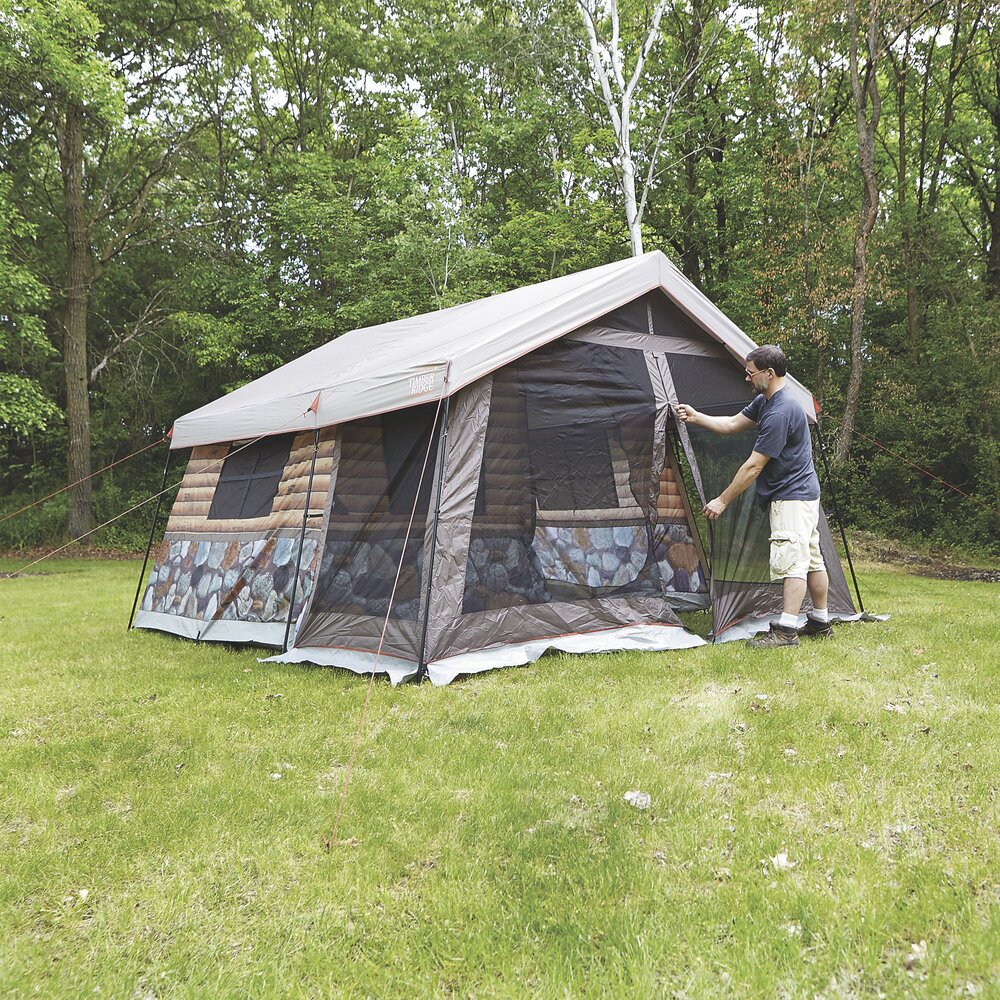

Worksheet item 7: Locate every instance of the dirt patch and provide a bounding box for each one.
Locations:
[0,546,141,562]
[856,539,1000,583]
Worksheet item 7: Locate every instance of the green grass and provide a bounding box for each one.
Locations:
[1,557,998,998]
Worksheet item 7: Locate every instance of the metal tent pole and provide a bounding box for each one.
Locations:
[128,441,172,631]
[814,422,866,614]
[282,428,321,653]
[416,395,452,682]
[706,520,717,642]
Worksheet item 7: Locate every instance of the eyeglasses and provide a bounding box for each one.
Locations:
[744,367,771,378]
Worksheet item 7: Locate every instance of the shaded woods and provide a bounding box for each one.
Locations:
[1,0,998,553]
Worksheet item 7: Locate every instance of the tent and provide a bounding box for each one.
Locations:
[133,250,859,684]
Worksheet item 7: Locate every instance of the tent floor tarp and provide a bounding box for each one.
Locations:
[267,622,707,686]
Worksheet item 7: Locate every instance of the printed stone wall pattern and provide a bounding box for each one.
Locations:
[142,535,319,624]
[463,521,706,613]
[463,535,551,613]
[313,537,425,620]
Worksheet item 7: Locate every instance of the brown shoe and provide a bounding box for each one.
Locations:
[746,624,800,649]
[798,616,834,639]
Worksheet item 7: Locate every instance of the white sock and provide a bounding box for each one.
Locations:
[809,607,829,622]
[778,613,799,629]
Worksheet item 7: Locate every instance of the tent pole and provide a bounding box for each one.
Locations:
[814,422,866,614]
[707,520,716,643]
[416,395,451,682]
[282,428,321,653]
[128,441,172,631]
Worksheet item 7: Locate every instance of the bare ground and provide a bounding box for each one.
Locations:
[849,533,1000,583]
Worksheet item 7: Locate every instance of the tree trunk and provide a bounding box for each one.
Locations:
[987,187,1000,299]
[712,132,728,288]
[681,148,700,283]
[838,0,881,462]
[892,30,920,349]
[986,77,1000,298]
[679,14,703,285]
[56,102,95,537]
[621,142,643,255]
[576,0,670,259]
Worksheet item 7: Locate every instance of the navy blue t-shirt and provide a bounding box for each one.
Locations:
[741,388,820,504]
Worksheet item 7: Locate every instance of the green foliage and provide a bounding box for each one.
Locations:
[827,289,1000,555]
[0,376,61,437]
[0,177,59,439]
[0,494,69,551]
[0,472,176,551]
[0,0,998,551]
[0,0,123,116]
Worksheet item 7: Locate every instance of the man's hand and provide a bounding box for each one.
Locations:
[703,497,728,520]
[675,404,700,425]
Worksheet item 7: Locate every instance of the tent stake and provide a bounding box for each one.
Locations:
[815,422,866,614]
[282,427,321,653]
[416,394,452,682]
[127,441,172,631]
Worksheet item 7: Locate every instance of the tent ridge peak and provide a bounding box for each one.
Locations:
[170,251,815,450]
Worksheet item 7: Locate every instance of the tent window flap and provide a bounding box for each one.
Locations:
[208,434,294,520]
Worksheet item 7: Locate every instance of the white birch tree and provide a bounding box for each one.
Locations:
[576,0,721,256]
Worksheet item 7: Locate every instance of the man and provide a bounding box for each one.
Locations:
[675,345,832,648]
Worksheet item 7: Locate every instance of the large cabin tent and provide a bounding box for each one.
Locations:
[134,251,859,684]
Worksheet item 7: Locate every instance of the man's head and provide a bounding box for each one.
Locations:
[746,344,787,376]
[744,344,787,395]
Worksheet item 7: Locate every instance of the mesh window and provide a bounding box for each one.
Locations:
[207,434,293,520]
[526,393,619,511]
[463,340,662,613]
[311,403,440,625]
[382,406,437,515]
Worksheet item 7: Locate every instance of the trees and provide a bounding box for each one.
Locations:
[575,0,730,257]
[2,0,226,535]
[3,0,119,533]
[954,14,1000,298]
[0,0,996,551]
[838,0,883,461]
[577,0,670,255]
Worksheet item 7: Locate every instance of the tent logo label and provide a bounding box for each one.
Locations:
[409,372,437,397]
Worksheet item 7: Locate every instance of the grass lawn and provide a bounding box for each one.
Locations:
[1,555,998,998]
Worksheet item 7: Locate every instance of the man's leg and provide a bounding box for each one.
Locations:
[807,570,829,611]
[798,500,833,637]
[782,576,808,618]
[748,500,809,647]
[747,578,802,646]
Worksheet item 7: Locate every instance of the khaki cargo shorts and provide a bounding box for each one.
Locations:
[768,499,826,582]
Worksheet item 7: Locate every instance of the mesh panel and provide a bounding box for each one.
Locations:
[650,435,709,600]
[462,340,666,613]
[310,403,439,627]
[663,353,855,632]
[666,353,775,610]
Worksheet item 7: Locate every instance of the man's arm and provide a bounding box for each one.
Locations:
[703,451,770,520]
[675,404,755,435]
